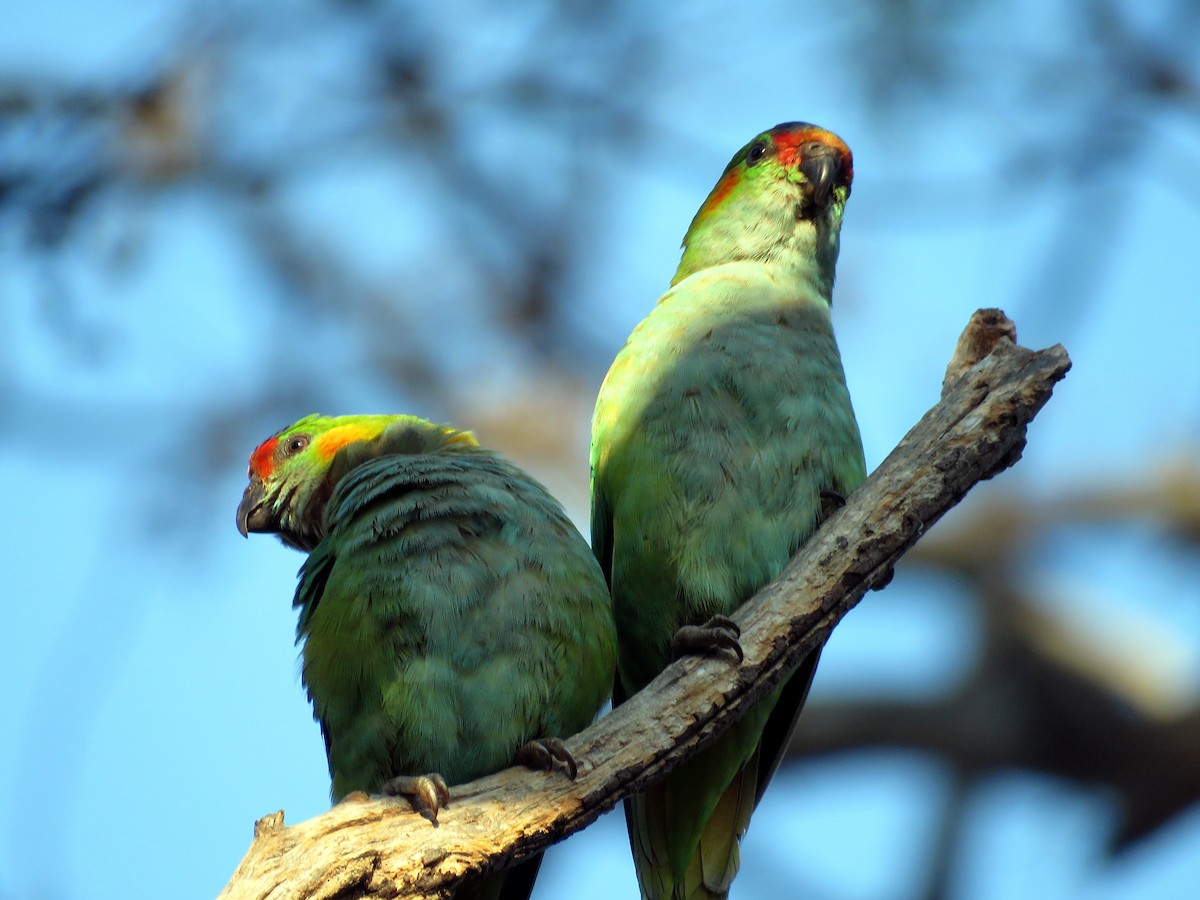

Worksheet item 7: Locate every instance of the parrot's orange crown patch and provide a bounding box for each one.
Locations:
[314,423,385,460]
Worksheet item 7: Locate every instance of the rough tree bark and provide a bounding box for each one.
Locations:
[220,310,1071,900]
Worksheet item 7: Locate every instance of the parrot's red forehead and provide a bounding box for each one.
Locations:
[772,125,853,180]
[249,436,278,480]
[705,124,854,216]
[246,420,385,481]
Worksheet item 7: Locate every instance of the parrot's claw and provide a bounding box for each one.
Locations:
[819,488,847,522]
[381,772,451,825]
[516,737,578,779]
[671,615,743,664]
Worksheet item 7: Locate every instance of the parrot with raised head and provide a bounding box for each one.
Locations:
[590,122,866,899]
[237,413,616,900]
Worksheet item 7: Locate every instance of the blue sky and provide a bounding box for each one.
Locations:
[3,1,1200,898]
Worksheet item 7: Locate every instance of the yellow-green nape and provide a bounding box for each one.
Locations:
[250,414,478,480]
[291,414,477,462]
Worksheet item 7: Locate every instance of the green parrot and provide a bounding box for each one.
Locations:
[590,122,866,899]
[237,413,616,900]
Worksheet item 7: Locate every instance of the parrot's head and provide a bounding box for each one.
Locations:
[674,122,853,285]
[236,413,477,552]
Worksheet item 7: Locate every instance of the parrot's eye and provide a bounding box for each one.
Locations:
[284,435,309,456]
[745,140,769,167]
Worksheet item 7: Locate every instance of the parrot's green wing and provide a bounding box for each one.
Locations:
[298,449,616,796]
[242,415,616,900]
[591,123,865,900]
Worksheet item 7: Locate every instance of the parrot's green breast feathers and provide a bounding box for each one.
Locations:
[240,410,617,794]
[592,121,863,899]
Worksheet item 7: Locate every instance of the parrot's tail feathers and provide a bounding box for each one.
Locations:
[627,752,761,900]
[692,752,758,898]
[755,645,822,805]
[629,780,674,899]
[626,683,788,900]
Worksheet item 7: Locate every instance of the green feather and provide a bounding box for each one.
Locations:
[243,414,616,900]
[591,122,865,900]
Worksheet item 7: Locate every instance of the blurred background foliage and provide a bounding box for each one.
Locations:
[3,0,1199,898]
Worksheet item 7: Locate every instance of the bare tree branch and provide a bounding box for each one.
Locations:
[219,312,1070,900]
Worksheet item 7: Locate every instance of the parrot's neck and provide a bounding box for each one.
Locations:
[673,184,844,302]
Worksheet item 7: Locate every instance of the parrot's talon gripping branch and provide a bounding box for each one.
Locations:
[515,738,579,780]
[819,488,847,508]
[670,615,744,664]
[819,487,849,526]
[381,773,452,825]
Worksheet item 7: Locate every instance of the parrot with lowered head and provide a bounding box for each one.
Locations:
[237,413,616,900]
[590,122,866,899]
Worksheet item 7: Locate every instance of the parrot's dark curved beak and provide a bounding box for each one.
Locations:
[798,144,846,211]
[236,480,271,537]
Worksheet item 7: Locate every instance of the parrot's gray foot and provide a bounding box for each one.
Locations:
[516,737,578,779]
[819,488,847,520]
[381,773,451,825]
[671,614,743,664]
